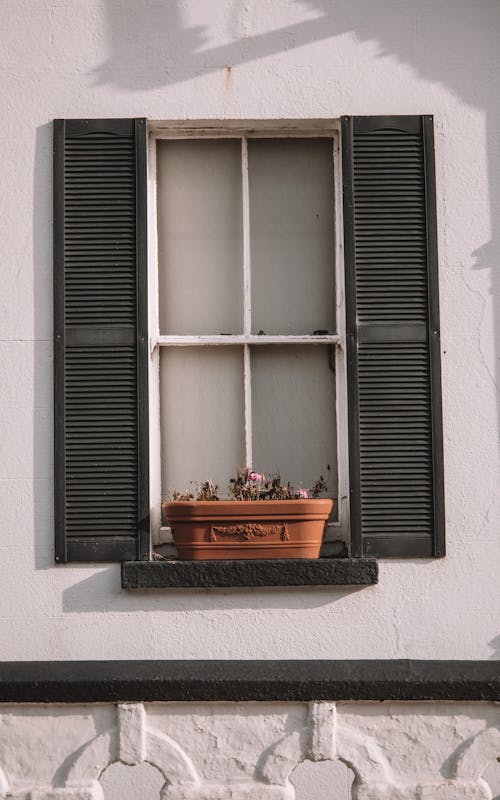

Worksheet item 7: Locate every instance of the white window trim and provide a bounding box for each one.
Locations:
[147,120,350,550]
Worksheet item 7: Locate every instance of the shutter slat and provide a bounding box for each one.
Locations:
[54,118,149,563]
[342,115,445,558]
[62,124,136,328]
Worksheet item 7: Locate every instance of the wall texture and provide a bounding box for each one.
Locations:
[1,0,500,660]
[0,701,499,800]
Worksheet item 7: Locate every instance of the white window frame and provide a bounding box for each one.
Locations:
[146,120,350,551]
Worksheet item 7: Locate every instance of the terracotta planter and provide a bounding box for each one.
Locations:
[162,499,334,560]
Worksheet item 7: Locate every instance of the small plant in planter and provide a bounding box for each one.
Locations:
[162,468,333,560]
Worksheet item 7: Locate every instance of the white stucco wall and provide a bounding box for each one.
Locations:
[1,0,500,660]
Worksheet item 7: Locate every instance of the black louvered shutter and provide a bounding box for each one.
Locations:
[54,119,149,562]
[342,116,444,558]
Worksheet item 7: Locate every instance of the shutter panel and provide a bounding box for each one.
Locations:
[342,116,445,558]
[54,119,149,562]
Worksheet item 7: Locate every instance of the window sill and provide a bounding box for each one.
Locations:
[121,558,378,589]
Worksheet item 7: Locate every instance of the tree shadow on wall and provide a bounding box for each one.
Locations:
[95,0,499,131]
[488,634,500,660]
[94,0,500,424]
[94,0,346,91]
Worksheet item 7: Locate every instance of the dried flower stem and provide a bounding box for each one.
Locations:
[167,468,329,502]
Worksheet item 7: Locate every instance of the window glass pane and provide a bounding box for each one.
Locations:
[160,347,245,497]
[248,138,335,335]
[157,139,243,335]
[251,345,337,506]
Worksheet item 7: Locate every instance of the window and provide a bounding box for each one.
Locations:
[53,116,444,566]
[149,125,350,551]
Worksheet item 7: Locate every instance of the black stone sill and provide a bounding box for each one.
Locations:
[0,661,498,703]
[121,558,378,589]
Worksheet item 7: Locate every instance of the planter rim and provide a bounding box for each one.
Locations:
[163,498,334,520]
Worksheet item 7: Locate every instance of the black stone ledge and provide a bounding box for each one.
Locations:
[121,558,378,589]
[0,661,498,704]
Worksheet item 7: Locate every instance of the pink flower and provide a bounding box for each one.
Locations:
[249,471,263,482]
[297,488,309,499]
